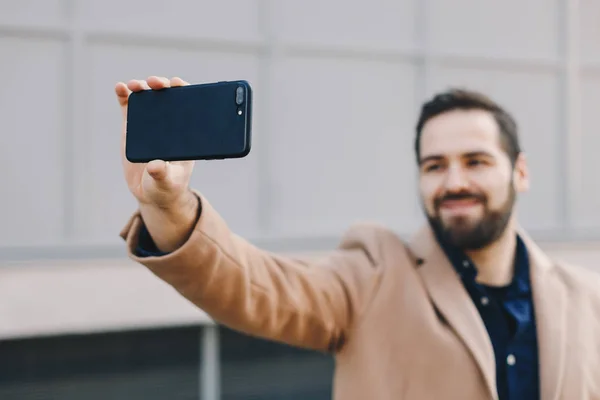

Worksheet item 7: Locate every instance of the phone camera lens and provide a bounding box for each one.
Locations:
[235,86,244,105]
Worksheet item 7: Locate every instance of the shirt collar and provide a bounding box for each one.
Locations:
[433,230,531,295]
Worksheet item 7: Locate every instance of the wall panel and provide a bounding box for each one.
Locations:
[271,0,418,51]
[572,74,600,229]
[266,56,422,237]
[580,0,600,67]
[0,0,66,26]
[0,37,67,246]
[427,0,560,61]
[78,0,262,42]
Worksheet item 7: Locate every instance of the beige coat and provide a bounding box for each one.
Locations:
[120,193,600,400]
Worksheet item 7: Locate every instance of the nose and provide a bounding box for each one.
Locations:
[443,164,469,192]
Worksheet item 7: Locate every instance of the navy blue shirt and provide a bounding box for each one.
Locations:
[435,233,540,400]
[136,222,170,258]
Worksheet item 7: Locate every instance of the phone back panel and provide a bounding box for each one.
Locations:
[125,80,252,162]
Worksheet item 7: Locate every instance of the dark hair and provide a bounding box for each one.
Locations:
[414,88,521,165]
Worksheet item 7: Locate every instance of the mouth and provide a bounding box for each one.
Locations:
[441,197,480,208]
[438,197,483,215]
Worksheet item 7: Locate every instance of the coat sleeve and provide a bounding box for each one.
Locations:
[120,192,384,353]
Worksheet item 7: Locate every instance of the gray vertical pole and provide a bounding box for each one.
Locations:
[200,324,220,400]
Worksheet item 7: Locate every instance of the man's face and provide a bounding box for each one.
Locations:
[418,109,529,250]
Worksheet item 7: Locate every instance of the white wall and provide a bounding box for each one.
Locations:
[0,0,598,338]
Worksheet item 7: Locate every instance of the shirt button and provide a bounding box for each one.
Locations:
[507,354,516,366]
[480,296,489,306]
[462,260,469,268]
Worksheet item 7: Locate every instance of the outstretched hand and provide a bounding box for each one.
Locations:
[116,76,195,210]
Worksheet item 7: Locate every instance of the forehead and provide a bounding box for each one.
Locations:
[420,109,503,158]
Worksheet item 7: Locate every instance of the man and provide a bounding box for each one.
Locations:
[116,76,600,400]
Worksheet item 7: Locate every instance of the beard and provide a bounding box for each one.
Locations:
[425,185,516,251]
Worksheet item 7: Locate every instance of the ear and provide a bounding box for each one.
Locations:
[513,152,530,193]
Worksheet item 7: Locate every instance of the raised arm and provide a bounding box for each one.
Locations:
[121,192,383,352]
[116,76,384,352]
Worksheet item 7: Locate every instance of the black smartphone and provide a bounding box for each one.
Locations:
[125,80,252,163]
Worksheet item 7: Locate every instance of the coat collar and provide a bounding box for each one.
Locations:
[406,225,566,400]
[519,230,567,400]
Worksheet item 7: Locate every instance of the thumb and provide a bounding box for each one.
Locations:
[143,160,191,204]
[146,160,171,185]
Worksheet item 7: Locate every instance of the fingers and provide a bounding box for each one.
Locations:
[119,76,188,98]
[146,76,190,89]
[170,77,189,87]
[127,79,151,92]
[147,76,171,90]
[114,82,131,106]
[116,76,189,117]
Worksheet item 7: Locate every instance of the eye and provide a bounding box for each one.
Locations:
[467,159,485,167]
[424,163,442,172]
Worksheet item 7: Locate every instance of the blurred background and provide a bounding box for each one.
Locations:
[0,0,598,399]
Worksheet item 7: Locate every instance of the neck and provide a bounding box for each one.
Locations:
[465,221,518,287]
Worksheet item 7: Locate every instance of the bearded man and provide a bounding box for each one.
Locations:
[116,76,600,400]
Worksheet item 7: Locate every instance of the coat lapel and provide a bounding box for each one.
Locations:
[519,232,567,400]
[407,227,568,400]
[408,227,498,400]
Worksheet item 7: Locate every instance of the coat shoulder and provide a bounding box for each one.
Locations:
[340,222,418,273]
[553,260,600,301]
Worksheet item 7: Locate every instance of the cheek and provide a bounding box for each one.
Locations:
[419,176,440,211]
[473,174,512,207]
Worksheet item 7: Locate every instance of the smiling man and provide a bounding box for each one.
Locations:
[117,77,600,400]
[415,91,538,400]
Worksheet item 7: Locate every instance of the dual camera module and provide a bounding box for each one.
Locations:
[235,86,245,116]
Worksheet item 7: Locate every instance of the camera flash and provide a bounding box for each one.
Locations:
[238,110,243,115]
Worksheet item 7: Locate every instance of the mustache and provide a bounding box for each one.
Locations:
[434,192,485,207]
